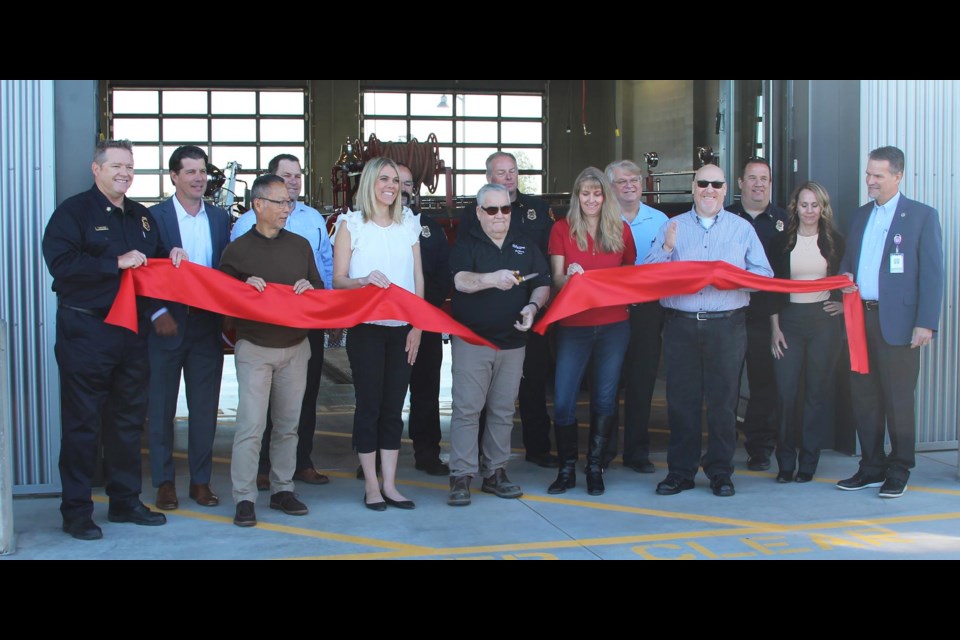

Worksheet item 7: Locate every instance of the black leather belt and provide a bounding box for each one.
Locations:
[59,304,109,319]
[863,300,879,311]
[667,308,744,321]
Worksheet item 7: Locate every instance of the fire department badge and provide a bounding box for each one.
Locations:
[142,216,151,232]
[775,219,784,232]
[421,225,431,239]
[527,209,537,221]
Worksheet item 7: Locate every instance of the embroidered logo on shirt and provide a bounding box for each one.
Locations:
[95,226,109,231]
[527,209,537,221]
[421,225,431,239]
[141,216,151,232]
[775,220,784,232]
[512,243,526,255]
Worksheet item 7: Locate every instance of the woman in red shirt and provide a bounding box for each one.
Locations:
[547,167,636,496]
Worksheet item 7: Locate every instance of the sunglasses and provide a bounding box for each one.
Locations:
[479,205,512,215]
[696,180,725,189]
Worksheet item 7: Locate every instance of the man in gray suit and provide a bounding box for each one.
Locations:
[148,145,232,510]
[837,146,944,499]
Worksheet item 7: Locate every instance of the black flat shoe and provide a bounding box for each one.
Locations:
[383,495,416,510]
[776,470,794,483]
[363,493,386,512]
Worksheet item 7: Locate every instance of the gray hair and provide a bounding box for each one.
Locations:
[485,151,517,178]
[93,139,133,165]
[604,159,642,183]
[477,183,510,207]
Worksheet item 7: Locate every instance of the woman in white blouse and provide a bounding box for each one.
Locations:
[333,157,425,511]
[768,182,845,484]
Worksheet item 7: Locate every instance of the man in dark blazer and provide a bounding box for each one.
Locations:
[837,146,943,499]
[148,145,232,510]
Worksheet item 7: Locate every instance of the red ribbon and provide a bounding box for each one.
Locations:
[104,260,495,348]
[533,261,868,374]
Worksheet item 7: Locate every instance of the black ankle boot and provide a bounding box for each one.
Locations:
[586,415,616,495]
[548,422,578,494]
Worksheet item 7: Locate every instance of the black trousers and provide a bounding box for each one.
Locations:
[346,323,412,453]
[773,303,841,474]
[607,302,663,464]
[850,308,921,481]
[259,329,325,474]
[739,312,778,457]
[408,330,443,465]
[517,328,552,456]
[663,311,746,481]
[55,308,149,521]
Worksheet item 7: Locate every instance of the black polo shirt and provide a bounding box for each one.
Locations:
[457,190,553,255]
[416,211,451,308]
[727,201,788,317]
[450,223,550,350]
[42,184,164,310]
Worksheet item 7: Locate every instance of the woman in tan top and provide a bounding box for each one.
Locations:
[768,182,845,483]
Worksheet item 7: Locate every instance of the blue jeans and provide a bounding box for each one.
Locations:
[553,321,630,425]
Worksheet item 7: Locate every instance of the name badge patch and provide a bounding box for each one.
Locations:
[890,253,904,274]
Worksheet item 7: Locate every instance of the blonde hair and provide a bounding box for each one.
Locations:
[566,167,624,254]
[354,157,404,223]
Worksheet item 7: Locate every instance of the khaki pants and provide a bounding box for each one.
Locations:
[449,337,525,478]
[232,338,310,503]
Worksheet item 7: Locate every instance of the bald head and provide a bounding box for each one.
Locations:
[692,165,726,218]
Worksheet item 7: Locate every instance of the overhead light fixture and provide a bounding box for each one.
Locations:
[437,94,449,109]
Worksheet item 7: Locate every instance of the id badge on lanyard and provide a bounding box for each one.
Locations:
[890,233,904,274]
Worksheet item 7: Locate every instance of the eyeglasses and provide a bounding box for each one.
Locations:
[258,197,296,209]
[696,180,725,189]
[613,177,641,187]
[479,205,512,215]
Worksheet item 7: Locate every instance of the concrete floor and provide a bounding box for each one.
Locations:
[5,345,960,560]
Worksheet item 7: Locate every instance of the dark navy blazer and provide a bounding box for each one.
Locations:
[839,194,943,346]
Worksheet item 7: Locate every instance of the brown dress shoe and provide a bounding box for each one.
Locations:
[293,468,330,485]
[256,474,270,491]
[189,483,220,507]
[155,482,179,511]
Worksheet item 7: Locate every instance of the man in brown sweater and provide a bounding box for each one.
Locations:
[220,174,323,527]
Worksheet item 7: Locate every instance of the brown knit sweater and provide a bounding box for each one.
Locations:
[220,227,323,348]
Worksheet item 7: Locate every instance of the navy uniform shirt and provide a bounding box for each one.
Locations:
[416,211,452,309]
[450,223,550,350]
[458,191,553,255]
[43,184,164,312]
[727,200,788,317]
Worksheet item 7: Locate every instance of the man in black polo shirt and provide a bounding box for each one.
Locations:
[458,151,557,467]
[42,139,170,540]
[726,156,787,471]
[447,183,551,506]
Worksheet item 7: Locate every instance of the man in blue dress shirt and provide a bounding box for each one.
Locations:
[644,164,772,498]
[836,146,943,499]
[603,160,668,473]
[231,154,335,488]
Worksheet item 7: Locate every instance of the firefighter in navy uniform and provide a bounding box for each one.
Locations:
[42,140,172,540]
[457,152,556,467]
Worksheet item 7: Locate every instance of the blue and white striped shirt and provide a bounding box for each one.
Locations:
[643,208,773,312]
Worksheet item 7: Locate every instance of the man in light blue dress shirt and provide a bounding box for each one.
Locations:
[644,164,772,498]
[230,154,335,487]
[836,146,943,498]
[603,160,668,473]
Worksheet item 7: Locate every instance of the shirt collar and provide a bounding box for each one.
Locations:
[873,191,901,215]
[90,183,129,215]
[172,194,206,221]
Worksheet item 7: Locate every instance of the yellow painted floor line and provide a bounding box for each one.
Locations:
[91,495,435,554]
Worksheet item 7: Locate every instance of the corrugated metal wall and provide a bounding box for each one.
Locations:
[861,80,959,451]
[0,80,61,492]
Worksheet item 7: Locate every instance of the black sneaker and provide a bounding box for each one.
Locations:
[836,472,885,491]
[878,477,907,499]
[107,502,167,526]
[710,474,736,497]
[234,500,257,527]
[746,455,771,471]
[270,491,308,515]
